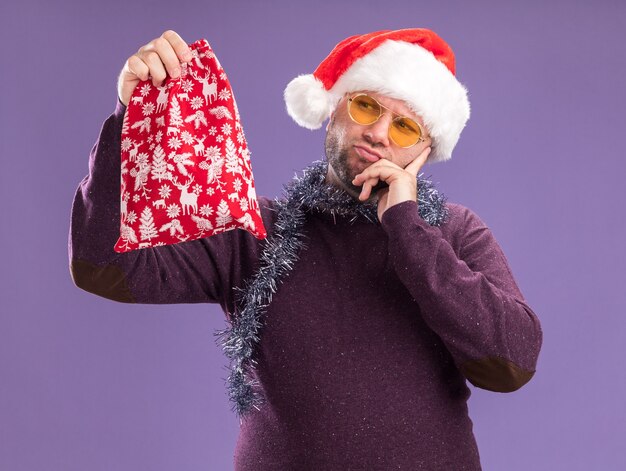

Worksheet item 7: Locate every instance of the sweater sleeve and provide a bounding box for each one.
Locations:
[380,199,543,392]
[68,100,270,317]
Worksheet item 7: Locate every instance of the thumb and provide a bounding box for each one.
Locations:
[117,62,142,107]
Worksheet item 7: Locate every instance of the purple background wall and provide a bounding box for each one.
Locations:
[2,0,624,469]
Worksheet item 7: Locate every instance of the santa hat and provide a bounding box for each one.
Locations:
[284,28,470,163]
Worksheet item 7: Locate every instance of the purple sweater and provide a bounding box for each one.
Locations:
[69,101,542,470]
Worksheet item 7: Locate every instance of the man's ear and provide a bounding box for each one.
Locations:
[325,112,335,131]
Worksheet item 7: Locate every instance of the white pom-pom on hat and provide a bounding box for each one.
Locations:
[284,74,336,130]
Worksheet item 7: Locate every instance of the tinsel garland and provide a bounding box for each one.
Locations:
[214,159,449,420]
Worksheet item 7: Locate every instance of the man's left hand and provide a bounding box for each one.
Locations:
[352,146,432,222]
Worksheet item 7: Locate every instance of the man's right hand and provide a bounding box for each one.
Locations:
[117,30,193,106]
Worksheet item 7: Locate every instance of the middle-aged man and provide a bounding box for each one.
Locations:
[69,28,543,470]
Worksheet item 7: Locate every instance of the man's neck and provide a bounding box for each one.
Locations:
[325,165,378,203]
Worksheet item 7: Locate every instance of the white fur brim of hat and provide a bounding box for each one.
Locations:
[284,39,471,163]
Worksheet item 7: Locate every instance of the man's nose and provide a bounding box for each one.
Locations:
[363,113,392,147]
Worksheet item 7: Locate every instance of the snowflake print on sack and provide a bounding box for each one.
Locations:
[233,178,243,193]
[166,203,181,218]
[121,137,133,152]
[158,184,172,199]
[142,103,155,116]
[204,146,221,160]
[181,130,194,145]
[190,96,204,110]
[115,38,266,253]
[168,136,183,150]
[199,204,214,217]
[180,79,194,93]
[126,211,138,225]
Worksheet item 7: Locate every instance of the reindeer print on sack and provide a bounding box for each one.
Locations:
[191,69,218,105]
[115,38,266,253]
[155,85,170,113]
[172,176,199,215]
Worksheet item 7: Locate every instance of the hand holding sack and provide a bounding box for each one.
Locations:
[115,39,266,253]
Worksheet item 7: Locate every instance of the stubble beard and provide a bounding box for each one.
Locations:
[324,122,388,199]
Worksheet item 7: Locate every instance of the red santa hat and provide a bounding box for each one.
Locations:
[284,28,471,163]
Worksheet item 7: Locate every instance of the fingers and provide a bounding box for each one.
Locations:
[125,54,150,82]
[136,31,191,85]
[352,159,396,188]
[161,30,193,63]
[358,176,380,201]
[352,154,426,201]
[118,30,192,104]
[139,51,168,86]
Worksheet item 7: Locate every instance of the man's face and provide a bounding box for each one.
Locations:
[324,90,432,200]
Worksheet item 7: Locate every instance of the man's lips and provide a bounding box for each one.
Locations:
[353,145,382,162]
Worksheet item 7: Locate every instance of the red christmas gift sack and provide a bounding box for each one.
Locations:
[114,39,266,253]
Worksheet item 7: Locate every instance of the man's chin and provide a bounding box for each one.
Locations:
[326,149,388,200]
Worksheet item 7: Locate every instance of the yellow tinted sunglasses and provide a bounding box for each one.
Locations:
[347,94,428,148]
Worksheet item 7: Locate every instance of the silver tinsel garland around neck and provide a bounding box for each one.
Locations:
[214,159,449,421]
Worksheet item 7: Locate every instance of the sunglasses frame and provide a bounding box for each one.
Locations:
[346,93,428,148]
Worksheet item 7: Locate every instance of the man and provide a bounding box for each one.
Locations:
[69,28,542,470]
